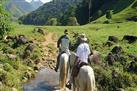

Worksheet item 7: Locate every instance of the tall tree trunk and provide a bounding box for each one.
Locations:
[88,0,92,23]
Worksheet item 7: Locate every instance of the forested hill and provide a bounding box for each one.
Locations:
[19,0,82,25]
[30,0,43,10]
[5,0,43,20]
[19,0,137,25]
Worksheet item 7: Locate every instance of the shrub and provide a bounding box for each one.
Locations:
[106,10,113,20]
[47,18,58,26]
[67,17,79,26]
[3,63,13,72]
[2,47,15,54]
[0,68,8,83]
[0,5,11,39]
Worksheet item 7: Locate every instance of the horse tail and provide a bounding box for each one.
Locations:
[87,67,96,91]
[59,54,69,90]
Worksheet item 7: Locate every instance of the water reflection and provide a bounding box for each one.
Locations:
[24,68,59,91]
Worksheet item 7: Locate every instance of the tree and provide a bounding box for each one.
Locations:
[67,17,79,26]
[47,18,58,26]
[0,0,11,39]
[106,10,113,19]
[60,5,76,25]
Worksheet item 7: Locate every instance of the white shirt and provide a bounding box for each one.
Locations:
[60,37,70,55]
[76,43,91,63]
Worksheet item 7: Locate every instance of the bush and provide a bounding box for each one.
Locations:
[47,18,58,26]
[3,63,13,72]
[0,5,11,39]
[106,10,113,20]
[2,47,15,54]
[67,17,79,26]
[0,68,8,84]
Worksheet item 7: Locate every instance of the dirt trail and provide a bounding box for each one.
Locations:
[41,32,58,69]
[24,32,71,91]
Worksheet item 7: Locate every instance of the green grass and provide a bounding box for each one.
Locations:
[38,22,137,91]
[2,20,137,91]
[94,0,137,23]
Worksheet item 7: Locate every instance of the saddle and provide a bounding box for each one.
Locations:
[72,62,88,78]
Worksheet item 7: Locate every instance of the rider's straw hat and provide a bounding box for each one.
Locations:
[80,33,87,41]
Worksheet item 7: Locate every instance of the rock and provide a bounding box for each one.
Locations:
[25,71,32,79]
[13,64,19,70]
[108,36,119,43]
[6,54,17,60]
[111,46,122,54]
[127,61,137,73]
[117,25,120,29]
[105,41,114,47]
[25,44,34,52]
[127,16,137,22]
[16,35,28,44]
[112,70,118,78]
[135,57,137,61]
[106,53,115,65]
[128,54,137,61]
[34,66,39,71]
[96,28,100,31]
[34,59,41,64]
[122,35,137,43]
[118,88,125,91]
[89,50,101,64]
[0,64,3,68]
[22,50,31,59]
[5,35,15,41]
[37,28,45,35]
[12,87,17,91]
[0,81,2,86]
[12,35,29,48]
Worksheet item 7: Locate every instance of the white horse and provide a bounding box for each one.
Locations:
[69,52,96,91]
[59,53,69,91]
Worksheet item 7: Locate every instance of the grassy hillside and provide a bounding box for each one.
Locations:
[1,0,137,90]
[94,0,137,23]
[11,21,137,91]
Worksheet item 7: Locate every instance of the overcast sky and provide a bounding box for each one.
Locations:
[26,0,52,3]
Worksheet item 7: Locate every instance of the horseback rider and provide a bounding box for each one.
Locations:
[66,33,91,89]
[55,29,71,72]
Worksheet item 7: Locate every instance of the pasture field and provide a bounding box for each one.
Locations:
[0,21,137,90]
[8,21,137,91]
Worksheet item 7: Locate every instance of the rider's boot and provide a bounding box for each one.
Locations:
[66,81,72,90]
